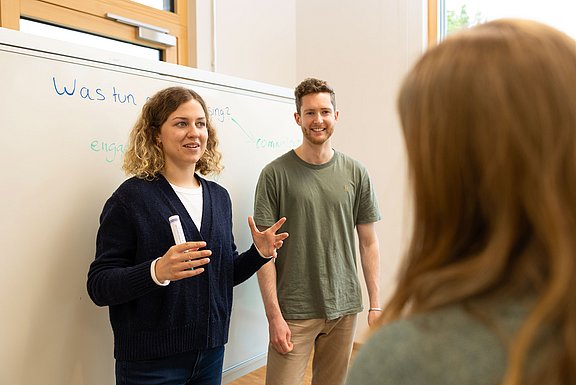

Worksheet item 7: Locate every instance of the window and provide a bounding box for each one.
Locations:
[131,0,174,12]
[0,0,192,65]
[430,0,576,44]
[21,18,161,61]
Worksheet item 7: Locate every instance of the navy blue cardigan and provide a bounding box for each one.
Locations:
[87,174,269,361]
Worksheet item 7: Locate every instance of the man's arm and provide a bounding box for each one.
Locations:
[357,222,381,327]
[257,257,294,354]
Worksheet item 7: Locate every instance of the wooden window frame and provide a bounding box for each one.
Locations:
[428,0,438,47]
[0,0,195,66]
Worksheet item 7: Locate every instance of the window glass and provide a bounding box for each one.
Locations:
[443,0,576,39]
[20,19,161,61]
[130,0,174,12]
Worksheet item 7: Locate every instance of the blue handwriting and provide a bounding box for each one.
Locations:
[52,77,137,105]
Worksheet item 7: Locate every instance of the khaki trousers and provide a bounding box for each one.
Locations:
[265,314,358,385]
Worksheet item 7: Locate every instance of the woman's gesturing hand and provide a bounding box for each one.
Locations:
[248,216,289,259]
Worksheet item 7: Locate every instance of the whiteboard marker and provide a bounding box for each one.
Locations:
[169,215,194,270]
[169,215,186,244]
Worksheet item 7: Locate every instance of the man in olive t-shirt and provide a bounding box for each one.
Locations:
[253,77,382,385]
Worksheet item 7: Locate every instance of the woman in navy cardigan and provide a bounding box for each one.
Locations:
[87,86,288,385]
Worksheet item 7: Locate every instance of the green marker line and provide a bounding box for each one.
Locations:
[231,116,255,141]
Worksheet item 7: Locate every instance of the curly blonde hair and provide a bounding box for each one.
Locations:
[123,86,223,179]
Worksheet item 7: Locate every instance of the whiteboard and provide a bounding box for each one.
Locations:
[0,28,300,385]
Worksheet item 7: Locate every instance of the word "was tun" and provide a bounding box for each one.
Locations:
[52,77,137,105]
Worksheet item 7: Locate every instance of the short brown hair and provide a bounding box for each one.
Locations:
[294,78,336,114]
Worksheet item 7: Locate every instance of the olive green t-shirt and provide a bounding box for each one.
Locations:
[254,150,381,320]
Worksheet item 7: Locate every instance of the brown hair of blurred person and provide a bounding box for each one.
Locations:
[382,19,576,385]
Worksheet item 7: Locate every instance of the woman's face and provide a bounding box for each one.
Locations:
[156,99,208,172]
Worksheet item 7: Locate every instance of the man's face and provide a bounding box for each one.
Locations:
[295,92,339,146]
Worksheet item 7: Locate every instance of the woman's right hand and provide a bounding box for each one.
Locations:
[155,241,212,282]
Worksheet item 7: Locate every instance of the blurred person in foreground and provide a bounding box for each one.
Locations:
[346,19,576,385]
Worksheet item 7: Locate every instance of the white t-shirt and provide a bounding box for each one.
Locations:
[170,183,203,231]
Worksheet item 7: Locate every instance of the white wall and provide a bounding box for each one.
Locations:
[294,0,425,342]
[193,0,297,87]
[194,0,426,344]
